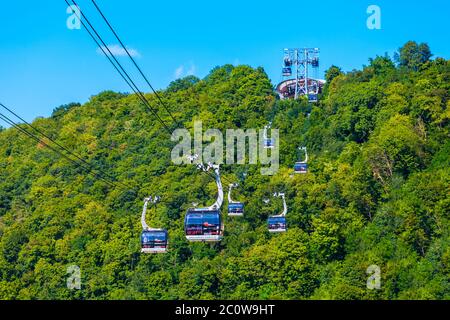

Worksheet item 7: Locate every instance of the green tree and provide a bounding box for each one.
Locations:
[325,65,343,83]
[396,41,432,70]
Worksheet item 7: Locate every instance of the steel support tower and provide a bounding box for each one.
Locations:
[282,47,320,100]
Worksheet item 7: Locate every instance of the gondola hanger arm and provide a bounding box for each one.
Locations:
[141,196,161,231]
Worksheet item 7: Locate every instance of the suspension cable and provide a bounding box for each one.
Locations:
[90,0,181,128]
[0,112,134,193]
[0,103,135,191]
[65,0,172,134]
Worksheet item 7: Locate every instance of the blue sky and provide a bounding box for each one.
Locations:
[0,0,449,123]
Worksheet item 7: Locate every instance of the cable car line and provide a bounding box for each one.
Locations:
[0,112,133,193]
[89,0,181,129]
[74,0,244,192]
[67,0,170,133]
[140,196,168,253]
[267,192,288,233]
[0,112,126,191]
[86,1,247,192]
[65,0,172,135]
[66,0,244,194]
[67,4,294,190]
[89,0,250,192]
[0,103,135,192]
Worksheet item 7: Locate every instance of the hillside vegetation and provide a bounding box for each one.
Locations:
[0,41,449,299]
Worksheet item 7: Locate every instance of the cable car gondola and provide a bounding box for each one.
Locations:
[141,230,168,253]
[308,94,318,103]
[267,192,287,233]
[282,67,292,77]
[263,123,275,149]
[140,196,168,253]
[185,208,223,242]
[294,162,308,173]
[267,216,287,233]
[311,57,319,68]
[228,183,244,216]
[184,156,224,242]
[228,203,244,216]
[294,147,308,174]
[283,48,292,67]
[264,138,275,148]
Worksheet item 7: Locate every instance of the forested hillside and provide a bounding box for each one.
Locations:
[0,41,449,300]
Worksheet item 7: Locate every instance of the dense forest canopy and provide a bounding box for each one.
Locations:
[0,41,449,299]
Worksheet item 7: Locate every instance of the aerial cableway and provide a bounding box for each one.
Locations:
[184,155,224,242]
[267,192,288,233]
[64,0,248,246]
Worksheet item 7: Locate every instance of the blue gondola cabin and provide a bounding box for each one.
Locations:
[185,209,223,242]
[282,67,292,77]
[264,138,275,149]
[228,202,244,216]
[267,216,287,233]
[308,94,318,102]
[294,162,308,174]
[141,230,168,253]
